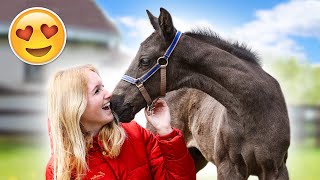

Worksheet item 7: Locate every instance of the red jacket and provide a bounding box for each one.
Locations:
[46,121,196,180]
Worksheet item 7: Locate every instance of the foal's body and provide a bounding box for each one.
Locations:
[148,88,289,179]
[111,8,290,180]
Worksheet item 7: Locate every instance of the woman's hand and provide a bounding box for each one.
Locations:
[144,99,173,136]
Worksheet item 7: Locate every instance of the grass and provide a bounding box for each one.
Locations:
[196,142,320,180]
[287,145,320,180]
[0,135,320,180]
[0,136,50,180]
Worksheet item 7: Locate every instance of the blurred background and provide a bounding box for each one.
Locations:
[0,0,319,179]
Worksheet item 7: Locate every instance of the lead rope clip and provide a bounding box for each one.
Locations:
[146,98,159,116]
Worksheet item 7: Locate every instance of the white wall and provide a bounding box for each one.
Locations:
[0,39,25,86]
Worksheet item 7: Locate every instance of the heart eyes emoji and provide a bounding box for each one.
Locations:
[16,24,58,41]
[9,7,67,64]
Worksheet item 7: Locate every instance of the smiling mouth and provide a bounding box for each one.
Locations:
[26,46,52,57]
[102,102,111,111]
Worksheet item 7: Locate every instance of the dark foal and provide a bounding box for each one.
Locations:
[111,8,290,180]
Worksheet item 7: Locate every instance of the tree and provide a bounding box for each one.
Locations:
[269,58,320,105]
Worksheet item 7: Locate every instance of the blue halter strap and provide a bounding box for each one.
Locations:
[122,31,182,85]
[121,31,182,111]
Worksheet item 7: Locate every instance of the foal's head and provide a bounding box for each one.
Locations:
[111,8,181,122]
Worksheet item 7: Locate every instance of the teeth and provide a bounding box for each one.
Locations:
[103,102,110,109]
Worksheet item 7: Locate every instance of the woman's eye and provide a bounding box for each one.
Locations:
[141,58,150,66]
[95,89,101,94]
[94,85,104,94]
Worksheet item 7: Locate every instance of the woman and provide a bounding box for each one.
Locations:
[46,64,196,180]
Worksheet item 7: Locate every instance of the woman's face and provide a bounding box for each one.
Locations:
[81,70,113,133]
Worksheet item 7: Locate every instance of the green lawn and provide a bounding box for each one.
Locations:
[288,146,320,180]
[0,136,50,180]
[0,136,319,180]
[196,144,320,180]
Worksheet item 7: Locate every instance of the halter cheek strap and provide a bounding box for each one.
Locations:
[121,31,182,113]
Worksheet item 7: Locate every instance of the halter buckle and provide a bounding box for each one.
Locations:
[157,56,168,67]
[135,78,143,87]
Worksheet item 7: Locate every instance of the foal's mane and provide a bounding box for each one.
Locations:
[185,29,260,66]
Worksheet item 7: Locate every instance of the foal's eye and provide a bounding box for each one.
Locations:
[140,58,151,66]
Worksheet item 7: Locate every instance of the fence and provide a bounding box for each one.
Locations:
[1,90,320,147]
[0,86,46,135]
[289,105,320,147]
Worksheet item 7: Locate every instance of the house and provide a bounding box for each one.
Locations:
[0,0,122,134]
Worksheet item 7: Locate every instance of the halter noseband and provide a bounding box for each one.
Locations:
[121,31,182,114]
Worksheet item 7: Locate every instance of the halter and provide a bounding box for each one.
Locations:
[121,31,182,114]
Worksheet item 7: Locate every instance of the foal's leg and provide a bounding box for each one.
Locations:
[188,147,208,172]
[258,163,289,180]
[276,164,289,180]
[217,159,247,180]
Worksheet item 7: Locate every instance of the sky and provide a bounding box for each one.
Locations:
[96,0,320,65]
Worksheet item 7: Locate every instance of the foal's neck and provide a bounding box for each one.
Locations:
[175,35,262,116]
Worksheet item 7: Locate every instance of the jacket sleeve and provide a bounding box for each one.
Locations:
[45,156,54,180]
[46,119,54,180]
[137,122,196,180]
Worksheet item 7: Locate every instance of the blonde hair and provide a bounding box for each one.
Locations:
[48,64,126,180]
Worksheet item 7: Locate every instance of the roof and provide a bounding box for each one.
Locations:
[0,0,120,45]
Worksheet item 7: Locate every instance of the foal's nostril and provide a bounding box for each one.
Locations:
[110,95,123,112]
[110,94,135,122]
[109,101,114,111]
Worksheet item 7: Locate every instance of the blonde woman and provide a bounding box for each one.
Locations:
[45,64,196,180]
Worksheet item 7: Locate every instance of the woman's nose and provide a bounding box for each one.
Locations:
[104,89,112,99]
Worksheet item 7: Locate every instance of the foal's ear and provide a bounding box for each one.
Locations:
[159,8,176,42]
[146,10,159,31]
